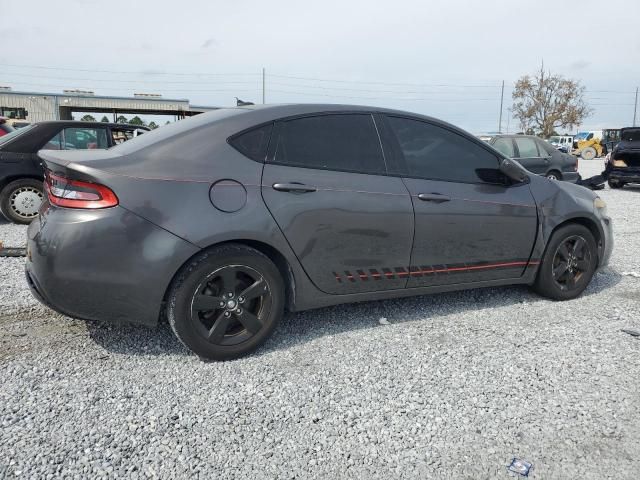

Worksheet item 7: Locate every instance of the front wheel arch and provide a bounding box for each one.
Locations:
[544,217,603,267]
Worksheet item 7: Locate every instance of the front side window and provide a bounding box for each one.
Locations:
[273,114,386,175]
[386,116,499,183]
[492,137,515,157]
[514,137,539,157]
[63,127,108,150]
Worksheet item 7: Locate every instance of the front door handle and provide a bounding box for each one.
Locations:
[272,182,317,193]
[418,193,451,203]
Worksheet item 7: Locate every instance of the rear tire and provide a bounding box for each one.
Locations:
[608,179,624,189]
[581,147,597,161]
[545,170,562,181]
[533,224,598,300]
[167,244,285,361]
[0,178,44,224]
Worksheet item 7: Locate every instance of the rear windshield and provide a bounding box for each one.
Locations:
[110,108,245,154]
[0,124,34,146]
[621,129,640,142]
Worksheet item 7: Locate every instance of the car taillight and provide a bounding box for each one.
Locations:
[575,157,579,171]
[45,172,118,209]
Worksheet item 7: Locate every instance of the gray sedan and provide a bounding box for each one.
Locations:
[25,104,612,360]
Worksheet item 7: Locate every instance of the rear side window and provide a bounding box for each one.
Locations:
[63,127,109,149]
[229,123,273,162]
[492,138,515,157]
[273,114,386,175]
[514,137,538,157]
[386,116,499,183]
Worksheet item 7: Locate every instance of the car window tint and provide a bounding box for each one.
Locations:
[274,114,386,174]
[229,123,273,162]
[43,132,63,150]
[514,137,539,157]
[386,116,499,183]
[537,139,555,155]
[492,138,514,157]
[63,128,108,150]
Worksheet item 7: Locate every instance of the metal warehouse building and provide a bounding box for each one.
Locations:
[0,88,219,123]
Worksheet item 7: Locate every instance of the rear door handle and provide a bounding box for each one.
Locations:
[272,182,317,193]
[418,193,451,203]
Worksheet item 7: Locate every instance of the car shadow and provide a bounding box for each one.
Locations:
[86,267,622,359]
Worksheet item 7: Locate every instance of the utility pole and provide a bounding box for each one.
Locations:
[634,86,638,127]
[498,80,505,133]
[262,68,266,104]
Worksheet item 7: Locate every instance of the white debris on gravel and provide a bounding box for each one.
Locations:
[1,159,639,479]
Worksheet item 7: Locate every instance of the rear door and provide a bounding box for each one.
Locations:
[514,136,548,174]
[261,113,414,294]
[382,115,538,287]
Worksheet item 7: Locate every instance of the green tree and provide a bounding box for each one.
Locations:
[80,114,96,122]
[128,116,145,126]
[100,116,109,123]
[148,121,159,130]
[512,65,592,138]
[116,115,129,124]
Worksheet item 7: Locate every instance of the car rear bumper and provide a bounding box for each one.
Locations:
[25,203,200,326]
[561,171,580,183]
[608,168,640,184]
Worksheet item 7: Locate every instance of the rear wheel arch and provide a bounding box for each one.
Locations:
[0,174,44,193]
[161,239,296,319]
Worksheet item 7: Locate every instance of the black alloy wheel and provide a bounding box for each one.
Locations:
[168,244,284,360]
[190,265,271,346]
[533,223,597,301]
[551,235,592,292]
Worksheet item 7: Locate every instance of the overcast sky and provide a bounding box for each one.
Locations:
[1,0,639,132]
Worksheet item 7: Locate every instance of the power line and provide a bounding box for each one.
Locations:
[0,63,260,77]
[0,72,260,86]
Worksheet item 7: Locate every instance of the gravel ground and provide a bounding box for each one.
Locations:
[0,217,27,248]
[1,160,639,479]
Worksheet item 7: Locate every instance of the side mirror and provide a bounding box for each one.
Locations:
[499,158,528,183]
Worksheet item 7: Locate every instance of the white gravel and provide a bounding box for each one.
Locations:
[1,159,639,479]
[0,217,27,248]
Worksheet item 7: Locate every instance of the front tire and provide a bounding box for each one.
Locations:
[0,178,44,224]
[533,224,598,300]
[581,147,597,161]
[545,170,562,181]
[167,244,285,360]
[608,179,624,189]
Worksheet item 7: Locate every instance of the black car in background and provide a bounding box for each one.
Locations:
[607,127,640,189]
[488,134,579,182]
[0,121,148,223]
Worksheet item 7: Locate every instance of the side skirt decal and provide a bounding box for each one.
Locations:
[333,259,540,283]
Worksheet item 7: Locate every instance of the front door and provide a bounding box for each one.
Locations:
[383,115,538,287]
[261,113,414,295]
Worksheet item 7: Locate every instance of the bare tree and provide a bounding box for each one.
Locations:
[512,65,592,138]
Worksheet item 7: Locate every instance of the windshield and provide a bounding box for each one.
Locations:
[0,124,34,146]
[548,136,560,143]
[575,132,589,140]
[621,129,640,142]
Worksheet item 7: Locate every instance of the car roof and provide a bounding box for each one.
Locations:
[488,134,540,140]
[34,120,150,130]
[110,103,491,157]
